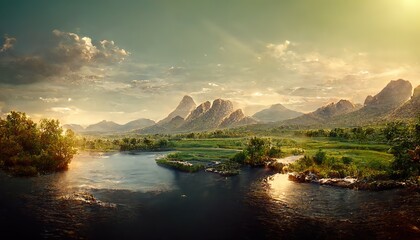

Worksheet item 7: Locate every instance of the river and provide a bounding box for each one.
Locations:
[0,152,419,239]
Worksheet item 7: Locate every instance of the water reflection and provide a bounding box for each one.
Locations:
[62,152,177,192]
[266,173,293,202]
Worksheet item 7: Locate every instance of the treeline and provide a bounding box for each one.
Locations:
[291,119,420,180]
[0,111,76,176]
[78,136,173,151]
[299,126,386,142]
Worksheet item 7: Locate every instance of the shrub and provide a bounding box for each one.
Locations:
[341,156,353,165]
[313,149,326,165]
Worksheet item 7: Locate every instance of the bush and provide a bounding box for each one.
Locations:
[341,156,353,165]
[231,151,246,164]
[313,149,326,165]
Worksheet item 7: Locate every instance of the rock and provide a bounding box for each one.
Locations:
[288,172,308,183]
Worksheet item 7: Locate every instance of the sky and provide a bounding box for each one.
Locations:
[1,0,420,125]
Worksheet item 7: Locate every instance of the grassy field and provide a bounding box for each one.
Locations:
[156,135,394,179]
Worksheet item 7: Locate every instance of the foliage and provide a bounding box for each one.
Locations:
[313,149,326,165]
[385,119,420,179]
[244,137,270,166]
[0,111,76,176]
[231,151,246,164]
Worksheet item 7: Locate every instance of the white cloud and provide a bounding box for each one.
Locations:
[0,35,16,53]
[266,40,291,58]
[39,97,60,103]
[52,29,129,64]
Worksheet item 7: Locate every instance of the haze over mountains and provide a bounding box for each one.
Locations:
[65,79,420,134]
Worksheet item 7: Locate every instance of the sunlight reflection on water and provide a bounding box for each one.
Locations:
[62,152,178,192]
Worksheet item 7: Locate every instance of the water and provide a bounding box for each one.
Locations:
[0,152,419,239]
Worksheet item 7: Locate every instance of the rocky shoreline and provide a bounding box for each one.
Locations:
[288,172,420,191]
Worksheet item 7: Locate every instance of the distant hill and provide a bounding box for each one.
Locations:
[63,124,85,132]
[118,118,155,132]
[67,118,155,133]
[85,120,122,132]
[252,103,303,122]
[390,85,420,119]
[281,99,360,126]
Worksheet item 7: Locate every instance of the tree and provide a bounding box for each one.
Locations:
[245,137,270,166]
[0,112,77,176]
[38,119,77,172]
[388,118,420,179]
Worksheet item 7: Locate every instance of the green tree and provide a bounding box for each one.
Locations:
[245,137,270,166]
[0,112,77,176]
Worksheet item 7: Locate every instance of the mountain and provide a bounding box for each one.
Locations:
[119,118,155,131]
[85,120,122,132]
[179,99,234,131]
[281,99,360,126]
[185,101,211,122]
[158,95,196,124]
[280,79,414,127]
[390,85,420,119]
[252,103,303,122]
[63,124,85,132]
[329,79,413,125]
[220,109,258,128]
[140,97,257,134]
[363,79,412,110]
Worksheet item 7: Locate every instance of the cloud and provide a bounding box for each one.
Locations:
[0,30,129,85]
[0,35,16,52]
[130,79,173,93]
[39,97,60,103]
[266,40,291,58]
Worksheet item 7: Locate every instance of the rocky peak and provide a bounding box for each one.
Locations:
[364,95,374,106]
[336,99,355,111]
[185,101,211,122]
[364,79,412,108]
[208,99,234,115]
[158,95,196,124]
[314,99,357,118]
[220,109,258,128]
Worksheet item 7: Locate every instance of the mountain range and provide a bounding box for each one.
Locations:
[63,118,155,133]
[139,98,258,134]
[279,79,416,127]
[65,79,420,134]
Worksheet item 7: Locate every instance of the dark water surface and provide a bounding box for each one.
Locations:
[1,152,419,239]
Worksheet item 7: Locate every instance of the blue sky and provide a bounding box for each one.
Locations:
[1,0,419,124]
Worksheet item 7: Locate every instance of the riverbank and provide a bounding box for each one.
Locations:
[288,171,420,191]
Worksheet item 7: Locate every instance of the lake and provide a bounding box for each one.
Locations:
[0,152,419,239]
